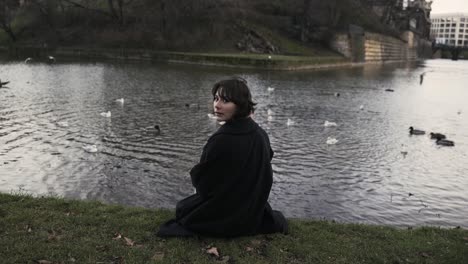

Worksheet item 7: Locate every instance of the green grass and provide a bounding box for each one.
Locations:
[1,192,467,263]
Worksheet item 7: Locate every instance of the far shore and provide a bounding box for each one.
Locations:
[0,45,422,70]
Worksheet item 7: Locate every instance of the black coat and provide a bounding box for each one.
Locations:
[157,117,287,237]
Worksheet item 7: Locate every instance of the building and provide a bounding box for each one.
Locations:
[430,13,468,47]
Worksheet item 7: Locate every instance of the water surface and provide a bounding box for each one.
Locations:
[1,59,467,228]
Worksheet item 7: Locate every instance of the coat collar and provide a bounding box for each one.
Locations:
[214,117,257,135]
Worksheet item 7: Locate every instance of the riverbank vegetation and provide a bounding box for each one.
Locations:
[1,0,396,56]
[1,192,467,263]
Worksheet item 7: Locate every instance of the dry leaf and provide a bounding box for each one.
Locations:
[124,237,135,246]
[250,239,262,246]
[152,252,165,261]
[420,252,430,258]
[36,260,53,264]
[217,256,230,263]
[245,247,253,252]
[112,233,122,240]
[206,247,219,257]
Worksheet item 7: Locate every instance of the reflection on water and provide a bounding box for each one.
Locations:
[1,59,467,228]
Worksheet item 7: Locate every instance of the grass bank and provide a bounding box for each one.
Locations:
[1,45,350,70]
[1,193,467,263]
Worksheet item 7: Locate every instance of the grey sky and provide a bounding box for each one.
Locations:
[431,0,468,14]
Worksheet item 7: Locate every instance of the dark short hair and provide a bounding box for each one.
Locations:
[211,77,256,119]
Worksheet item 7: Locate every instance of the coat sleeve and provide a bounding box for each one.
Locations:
[190,134,241,197]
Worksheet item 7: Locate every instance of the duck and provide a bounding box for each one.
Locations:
[326,137,338,145]
[385,89,394,92]
[324,120,337,127]
[100,111,111,117]
[47,56,56,63]
[82,144,98,153]
[0,79,9,88]
[115,98,124,103]
[430,132,446,140]
[409,126,425,135]
[334,92,340,97]
[436,138,454,146]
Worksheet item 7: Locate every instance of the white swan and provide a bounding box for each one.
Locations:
[324,120,337,127]
[267,87,275,92]
[82,144,98,153]
[286,118,295,126]
[100,111,111,117]
[115,98,124,103]
[326,137,338,145]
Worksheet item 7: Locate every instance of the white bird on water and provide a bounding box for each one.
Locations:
[57,121,69,127]
[82,144,98,153]
[324,120,337,127]
[286,118,295,126]
[100,111,111,117]
[267,87,275,92]
[326,137,338,145]
[115,98,124,103]
[359,105,364,110]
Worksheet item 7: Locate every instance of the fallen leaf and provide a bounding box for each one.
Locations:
[112,233,122,240]
[152,252,165,261]
[245,247,254,252]
[419,252,430,258]
[217,256,230,263]
[36,260,53,264]
[47,229,60,241]
[250,239,262,246]
[206,247,219,257]
[124,237,135,246]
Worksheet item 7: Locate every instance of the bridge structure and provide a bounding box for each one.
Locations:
[432,43,468,60]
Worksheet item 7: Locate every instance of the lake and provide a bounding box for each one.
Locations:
[1,58,467,228]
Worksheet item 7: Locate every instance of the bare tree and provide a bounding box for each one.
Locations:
[0,0,20,42]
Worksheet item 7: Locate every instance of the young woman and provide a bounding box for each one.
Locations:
[157,78,288,237]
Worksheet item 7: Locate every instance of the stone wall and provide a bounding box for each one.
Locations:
[331,31,423,63]
[364,32,417,62]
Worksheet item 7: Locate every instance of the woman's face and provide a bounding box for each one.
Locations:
[213,89,237,122]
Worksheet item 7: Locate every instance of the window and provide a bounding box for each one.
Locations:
[452,23,457,27]
[441,24,445,27]
[451,34,455,38]
[460,29,464,33]
[445,34,449,38]
[461,24,465,27]
[461,18,466,22]
[458,40,463,44]
[446,29,450,32]
[459,34,464,38]
[451,29,456,32]
[446,23,451,27]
